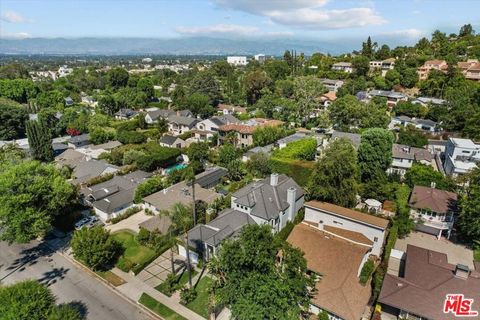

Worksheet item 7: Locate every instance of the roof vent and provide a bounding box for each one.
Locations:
[455,264,469,280]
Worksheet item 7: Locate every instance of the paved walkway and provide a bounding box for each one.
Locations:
[395,231,474,269]
[106,211,151,234]
[112,267,206,320]
[136,250,186,288]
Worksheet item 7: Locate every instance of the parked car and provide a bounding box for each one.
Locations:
[74,216,101,230]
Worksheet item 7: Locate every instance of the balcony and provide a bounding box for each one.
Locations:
[415,214,453,230]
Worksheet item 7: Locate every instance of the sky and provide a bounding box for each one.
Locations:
[1,0,479,45]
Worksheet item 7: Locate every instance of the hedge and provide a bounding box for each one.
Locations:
[116,130,146,144]
[359,259,375,285]
[108,206,142,224]
[85,173,114,187]
[272,138,317,161]
[269,158,315,187]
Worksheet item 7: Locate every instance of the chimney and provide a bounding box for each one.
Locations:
[287,187,297,222]
[455,264,469,279]
[270,173,279,186]
[431,182,436,189]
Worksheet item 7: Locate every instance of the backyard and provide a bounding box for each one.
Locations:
[185,275,213,319]
[111,230,157,273]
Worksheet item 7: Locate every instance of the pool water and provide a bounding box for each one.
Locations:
[164,163,187,174]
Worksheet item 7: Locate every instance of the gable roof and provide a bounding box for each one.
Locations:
[167,115,199,127]
[232,174,304,221]
[68,133,90,144]
[193,166,227,189]
[159,135,183,146]
[147,109,175,120]
[287,223,371,320]
[408,185,458,214]
[379,245,480,320]
[72,159,119,184]
[305,201,389,229]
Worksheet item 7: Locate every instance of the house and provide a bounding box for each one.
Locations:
[81,95,97,107]
[465,62,480,81]
[217,104,247,115]
[287,222,372,320]
[329,131,362,150]
[412,96,446,106]
[67,134,91,149]
[114,108,137,120]
[254,54,266,63]
[457,59,478,73]
[274,132,308,149]
[417,60,448,80]
[378,245,480,320]
[443,137,480,177]
[159,135,186,149]
[320,78,344,92]
[76,140,122,159]
[55,148,88,167]
[304,201,389,256]
[319,91,337,108]
[427,139,448,155]
[230,173,304,232]
[218,118,284,148]
[194,115,239,142]
[167,115,199,136]
[332,62,354,73]
[139,215,172,234]
[187,208,257,260]
[145,109,175,124]
[368,90,408,107]
[370,58,395,76]
[387,144,434,176]
[82,170,151,221]
[64,97,74,106]
[390,115,439,133]
[70,159,120,185]
[242,145,274,162]
[409,185,458,239]
[194,166,227,189]
[143,179,221,214]
[227,56,247,66]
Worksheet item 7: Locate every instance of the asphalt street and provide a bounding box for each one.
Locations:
[0,240,153,320]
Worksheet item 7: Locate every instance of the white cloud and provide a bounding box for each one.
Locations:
[1,10,30,23]
[0,29,31,39]
[175,24,258,36]
[381,28,424,38]
[214,0,386,29]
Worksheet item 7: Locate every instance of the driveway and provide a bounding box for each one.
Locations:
[136,250,186,288]
[0,240,152,320]
[106,211,151,234]
[395,231,474,269]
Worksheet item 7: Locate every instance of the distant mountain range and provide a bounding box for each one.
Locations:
[0,37,354,56]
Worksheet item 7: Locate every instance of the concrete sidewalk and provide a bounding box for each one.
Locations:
[106,211,151,234]
[112,267,206,320]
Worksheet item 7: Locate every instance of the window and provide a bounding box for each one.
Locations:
[333,220,343,226]
[374,237,378,242]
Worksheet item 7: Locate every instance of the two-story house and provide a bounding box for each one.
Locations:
[303,200,389,257]
[167,115,199,136]
[443,137,480,177]
[409,185,458,239]
[320,78,344,92]
[186,173,304,260]
[387,144,434,177]
[332,62,354,73]
[194,114,239,142]
[368,90,408,107]
[417,60,448,80]
[218,118,284,148]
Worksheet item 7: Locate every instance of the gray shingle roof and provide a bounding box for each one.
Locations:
[72,159,119,184]
[68,133,90,144]
[193,167,227,189]
[148,109,175,120]
[331,131,361,150]
[167,115,199,127]
[232,174,303,221]
[159,135,182,146]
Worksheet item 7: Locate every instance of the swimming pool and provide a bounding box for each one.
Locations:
[164,163,188,174]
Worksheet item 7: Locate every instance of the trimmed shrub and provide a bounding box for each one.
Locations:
[359,259,375,285]
[108,206,142,224]
[86,173,114,187]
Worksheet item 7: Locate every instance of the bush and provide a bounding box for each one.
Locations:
[134,176,165,203]
[180,287,197,304]
[90,127,116,145]
[108,206,142,224]
[137,148,181,171]
[269,158,314,187]
[318,311,329,320]
[253,126,291,147]
[116,130,146,144]
[359,259,375,285]
[272,138,317,161]
[123,149,146,165]
[85,173,114,187]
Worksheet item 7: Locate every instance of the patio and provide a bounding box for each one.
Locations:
[395,231,474,269]
[136,249,186,287]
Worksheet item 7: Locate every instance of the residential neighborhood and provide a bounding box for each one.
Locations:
[1,2,480,320]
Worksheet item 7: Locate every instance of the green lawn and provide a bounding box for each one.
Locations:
[111,231,156,272]
[186,276,213,319]
[155,268,198,296]
[474,249,480,262]
[139,293,187,320]
[96,270,126,287]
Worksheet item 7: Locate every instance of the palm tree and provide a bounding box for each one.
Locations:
[169,202,194,287]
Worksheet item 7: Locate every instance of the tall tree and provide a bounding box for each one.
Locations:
[293,76,327,125]
[209,224,314,319]
[244,70,271,105]
[26,120,54,162]
[0,160,76,243]
[106,67,129,89]
[307,138,359,207]
[456,168,480,243]
[169,203,194,287]
[0,97,28,140]
[358,128,394,182]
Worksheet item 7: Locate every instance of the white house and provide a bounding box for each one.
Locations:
[331,62,353,73]
[443,137,480,177]
[194,115,239,142]
[167,115,199,136]
[304,201,389,257]
[254,54,266,63]
[227,56,247,66]
[159,135,186,149]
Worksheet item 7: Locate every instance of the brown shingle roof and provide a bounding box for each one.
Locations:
[408,185,457,214]
[379,245,480,320]
[323,225,374,246]
[287,223,371,320]
[305,201,389,229]
[219,118,284,134]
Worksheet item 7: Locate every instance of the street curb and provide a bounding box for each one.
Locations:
[56,250,163,320]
